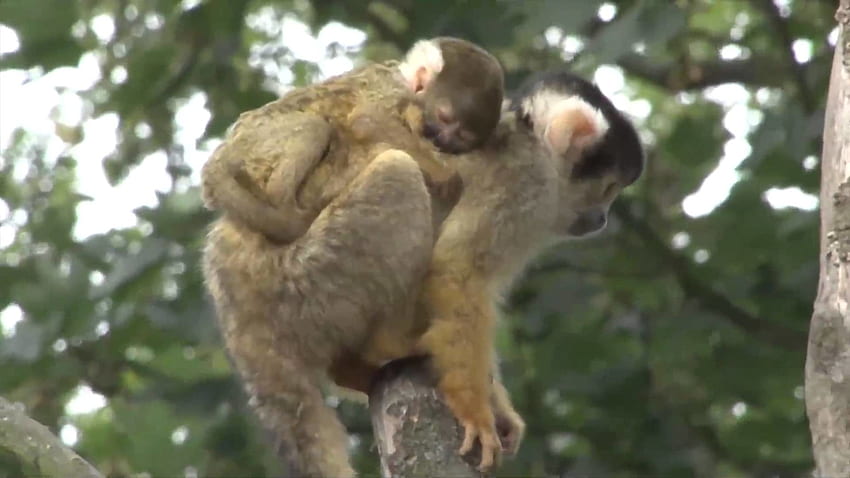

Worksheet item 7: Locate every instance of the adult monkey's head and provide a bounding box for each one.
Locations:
[510,69,645,238]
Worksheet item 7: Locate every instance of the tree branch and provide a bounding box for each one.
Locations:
[805,2,850,473]
[612,202,807,351]
[0,396,104,478]
[369,357,484,478]
[616,54,788,91]
[751,0,816,112]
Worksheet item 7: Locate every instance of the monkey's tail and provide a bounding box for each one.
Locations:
[218,171,309,243]
[245,356,355,478]
[201,160,310,244]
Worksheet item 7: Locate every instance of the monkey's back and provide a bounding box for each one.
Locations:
[203,63,435,359]
[272,61,406,114]
[232,61,425,214]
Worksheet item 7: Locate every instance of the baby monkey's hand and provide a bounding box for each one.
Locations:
[423,167,464,205]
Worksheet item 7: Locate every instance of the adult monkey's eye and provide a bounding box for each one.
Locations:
[603,180,618,197]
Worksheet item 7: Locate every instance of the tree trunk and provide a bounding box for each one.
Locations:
[369,357,485,478]
[0,396,104,478]
[805,3,850,476]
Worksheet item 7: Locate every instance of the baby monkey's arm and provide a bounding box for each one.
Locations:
[348,102,463,202]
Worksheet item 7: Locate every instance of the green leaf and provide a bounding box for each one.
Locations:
[110,399,207,476]
[136,344,226,386]
[583,2,687,63]
[663,109,726,192]
[91,238,169,300]
[514,0,603,36]
[0,0,84,70]
[0,320,43,362]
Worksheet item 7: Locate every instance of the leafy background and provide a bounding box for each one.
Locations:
[0,0,836,476]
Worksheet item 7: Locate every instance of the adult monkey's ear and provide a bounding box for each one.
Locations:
[539,96,609,156]
[398,39,445,93]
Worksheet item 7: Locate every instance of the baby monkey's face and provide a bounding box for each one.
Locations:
[420,86,502,154]
[400,37,505,154]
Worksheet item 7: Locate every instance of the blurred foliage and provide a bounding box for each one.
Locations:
[0,0,837,476]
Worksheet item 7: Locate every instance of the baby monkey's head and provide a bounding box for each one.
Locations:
[510,70,645,238]
[399,37,504,154]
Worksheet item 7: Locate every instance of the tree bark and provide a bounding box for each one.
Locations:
[0,396,104,478]
[369,357,485,478]
[805,3,850,477]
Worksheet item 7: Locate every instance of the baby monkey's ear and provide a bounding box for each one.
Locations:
[399,39,445,93]
[544,96,609,156]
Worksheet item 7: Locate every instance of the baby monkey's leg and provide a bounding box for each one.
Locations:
[312,146,434,393]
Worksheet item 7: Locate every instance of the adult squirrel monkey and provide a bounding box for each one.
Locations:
[413,70,644,471]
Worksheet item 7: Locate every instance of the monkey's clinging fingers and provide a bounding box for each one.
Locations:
[459,421,478,456]
[458,419,500,471]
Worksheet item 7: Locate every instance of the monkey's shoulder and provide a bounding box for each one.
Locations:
[466,115,543,167]
[261,62,410,116]
[221,60,410,137]
[455,115,557,208]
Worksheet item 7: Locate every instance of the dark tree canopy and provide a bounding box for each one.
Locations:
[0,0,838,476]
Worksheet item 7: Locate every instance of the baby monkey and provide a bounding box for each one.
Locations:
[201,37,504,243]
